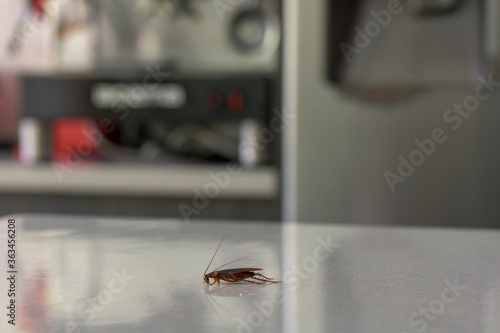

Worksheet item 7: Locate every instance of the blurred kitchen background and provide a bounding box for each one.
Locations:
[0,0,281,220]
[2,0,500,228]
[284,0,500,228]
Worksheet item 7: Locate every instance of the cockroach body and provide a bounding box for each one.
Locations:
[204,268,278,285]
[203,229,280,285]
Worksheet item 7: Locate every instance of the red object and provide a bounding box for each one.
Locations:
[206,92,223,109]
[52,119,99,163]
[13,145,19,161]
[228,90,245,113]
[32,0,47,15]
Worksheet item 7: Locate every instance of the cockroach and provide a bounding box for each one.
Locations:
[203,229,280,285]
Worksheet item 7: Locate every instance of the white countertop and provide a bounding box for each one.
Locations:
[0,214,499,333]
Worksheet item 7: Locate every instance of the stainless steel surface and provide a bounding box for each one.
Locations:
[485,0,500,68]
[283,0,500,226]
[1,214,500,332]
[407,0,459,15]
[341,0,479,86]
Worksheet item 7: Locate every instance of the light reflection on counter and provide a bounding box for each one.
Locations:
[2,214,500,333]
[8,215,282,333]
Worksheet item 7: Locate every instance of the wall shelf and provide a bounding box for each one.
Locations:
[0,162,278,200]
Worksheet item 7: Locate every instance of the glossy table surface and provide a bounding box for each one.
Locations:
[0,214,499,333]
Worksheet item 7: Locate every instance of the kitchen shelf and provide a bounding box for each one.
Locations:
[0,162,278,199]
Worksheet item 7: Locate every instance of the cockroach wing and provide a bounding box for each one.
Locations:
[216,268,263,275]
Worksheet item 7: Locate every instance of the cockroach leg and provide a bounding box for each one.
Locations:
[246,276,279,284]
[244,279,269,285]
[254,273,275,280]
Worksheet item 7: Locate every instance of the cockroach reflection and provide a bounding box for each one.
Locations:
[203,229,280,285]
[204,283,264,297]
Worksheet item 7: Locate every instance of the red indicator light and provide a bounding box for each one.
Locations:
[228,90,245,113]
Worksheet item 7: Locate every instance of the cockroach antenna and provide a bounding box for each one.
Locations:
[204,228,230,276]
